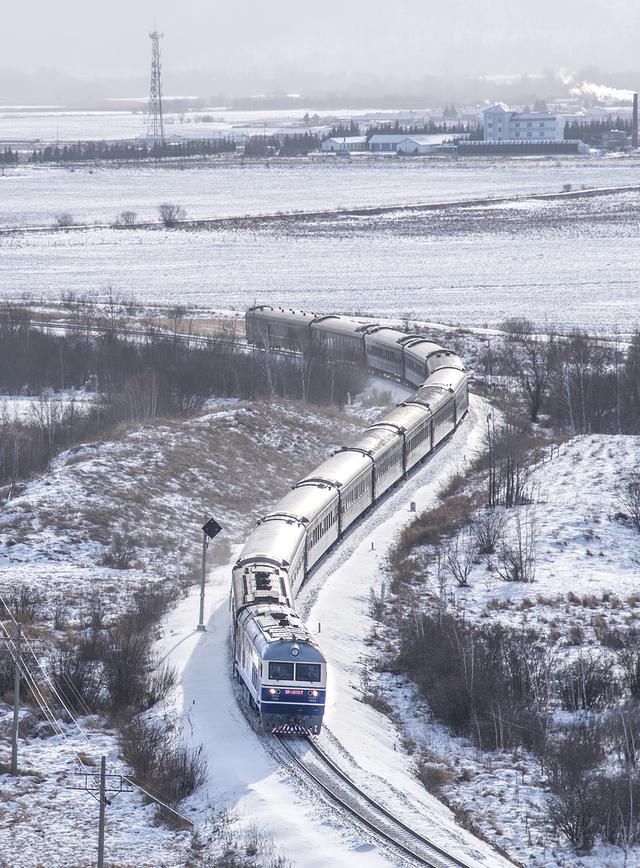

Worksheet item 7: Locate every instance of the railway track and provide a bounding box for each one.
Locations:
[275,735,475,868]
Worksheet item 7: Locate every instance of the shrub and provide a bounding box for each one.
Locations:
[54,211,74,227]
[558,654,619,711]
[472,507,506,556]
[121,718,207,819]
[99,532,136,569]
[7,586,44,623]
[158,202,186,227]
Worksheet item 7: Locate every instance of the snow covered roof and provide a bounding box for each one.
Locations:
[325,135,368,144]
[368,134,412,144]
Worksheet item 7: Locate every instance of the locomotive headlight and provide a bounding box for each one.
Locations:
[310,690,319,698]
[269,688,278,695]
[290,645,300,657]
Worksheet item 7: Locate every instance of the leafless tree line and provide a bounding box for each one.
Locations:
[0,305,365,487]
[498,321,640,434]
[395,611,640,853]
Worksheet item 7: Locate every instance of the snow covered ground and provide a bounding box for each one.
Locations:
[0,390,99,422]
[428,433,640,643]
[2,186,639,335]
[358,433,640,867]
[2,157,640,229]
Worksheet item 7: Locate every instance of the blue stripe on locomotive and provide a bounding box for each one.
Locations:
[261,701,325,716]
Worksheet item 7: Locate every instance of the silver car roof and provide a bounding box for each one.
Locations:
[365,327,409,346]
[368,403,432,433]
[425,367,467,389]
[312,316,371,336]
[300,449,373,488]
[236,516,307,568]
[342,426,400,459]
[265,482,338,523]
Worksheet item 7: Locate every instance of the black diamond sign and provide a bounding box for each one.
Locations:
[202,518,223,540]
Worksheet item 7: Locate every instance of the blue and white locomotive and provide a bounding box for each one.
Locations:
[232,306,469,735]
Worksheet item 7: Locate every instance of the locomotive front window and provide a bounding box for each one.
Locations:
[268,662,294,680]
[295,663,322,683]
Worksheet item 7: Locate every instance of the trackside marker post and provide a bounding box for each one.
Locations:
[198,516,223,631]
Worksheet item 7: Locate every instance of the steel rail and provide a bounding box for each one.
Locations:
[276,735,475,868]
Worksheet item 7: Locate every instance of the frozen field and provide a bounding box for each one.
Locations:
[0,105,362,143]
[1,188,639,335]
[2,157,640,228]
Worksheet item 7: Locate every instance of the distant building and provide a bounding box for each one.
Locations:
[483,104,564,142]
[368,134,412,153]
[396,135,460,155]
[320,136,368,153]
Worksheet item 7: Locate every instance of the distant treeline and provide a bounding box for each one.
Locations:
[29,137,237,164]
[0,148,19,165]
[0,306,365,485]
[327,119,483,140]
[564,117,635,139]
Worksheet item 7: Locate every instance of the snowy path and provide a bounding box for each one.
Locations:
[157,395,511,866]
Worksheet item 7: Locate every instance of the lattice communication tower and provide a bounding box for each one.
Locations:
[147,30,165,148]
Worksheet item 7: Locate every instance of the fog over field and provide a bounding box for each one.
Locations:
[3,0,640,101]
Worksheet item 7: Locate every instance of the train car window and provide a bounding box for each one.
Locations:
[269,661,294,680]
[295,663,322,682]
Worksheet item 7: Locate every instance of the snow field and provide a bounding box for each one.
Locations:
[360,432,640,866]
[2,198,639,334]
[4,158,640,229]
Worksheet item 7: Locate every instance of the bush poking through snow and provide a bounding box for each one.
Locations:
[557,655,619,712]
[441,530,477,588]
[623,474,640,533]
[471,507,506,556]
[53,211,74,228]
[158,202,186,227]
[7,585,45,624]
[490,509,537,583]
[99,532,137,569]
[121,718,207,824]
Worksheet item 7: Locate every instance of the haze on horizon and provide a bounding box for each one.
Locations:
[2,0,639,103]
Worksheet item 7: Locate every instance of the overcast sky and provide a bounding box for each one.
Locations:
[2,0,639,97]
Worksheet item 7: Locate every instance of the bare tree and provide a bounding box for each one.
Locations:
[158,203,186,227]
[113,209,138,227]
[623,474,640,533]
[508,335,552,422]
[441,531,477,587]
[472,507,506,555]
[492,508,537,582]
[54,211,74,227]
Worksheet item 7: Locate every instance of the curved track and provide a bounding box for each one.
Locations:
[275,735,473,868]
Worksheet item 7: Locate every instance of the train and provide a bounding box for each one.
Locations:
[232,305,469,735]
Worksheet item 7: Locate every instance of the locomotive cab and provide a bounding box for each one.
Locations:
[261,640,327,735]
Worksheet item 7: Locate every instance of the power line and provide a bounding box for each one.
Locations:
[0,598,194,827]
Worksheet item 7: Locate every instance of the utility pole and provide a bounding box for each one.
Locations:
[68,757,133,867]
[98,756,106,868]
[11,623,20,775]
[0,622,22,775]
[198,517,223,631]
